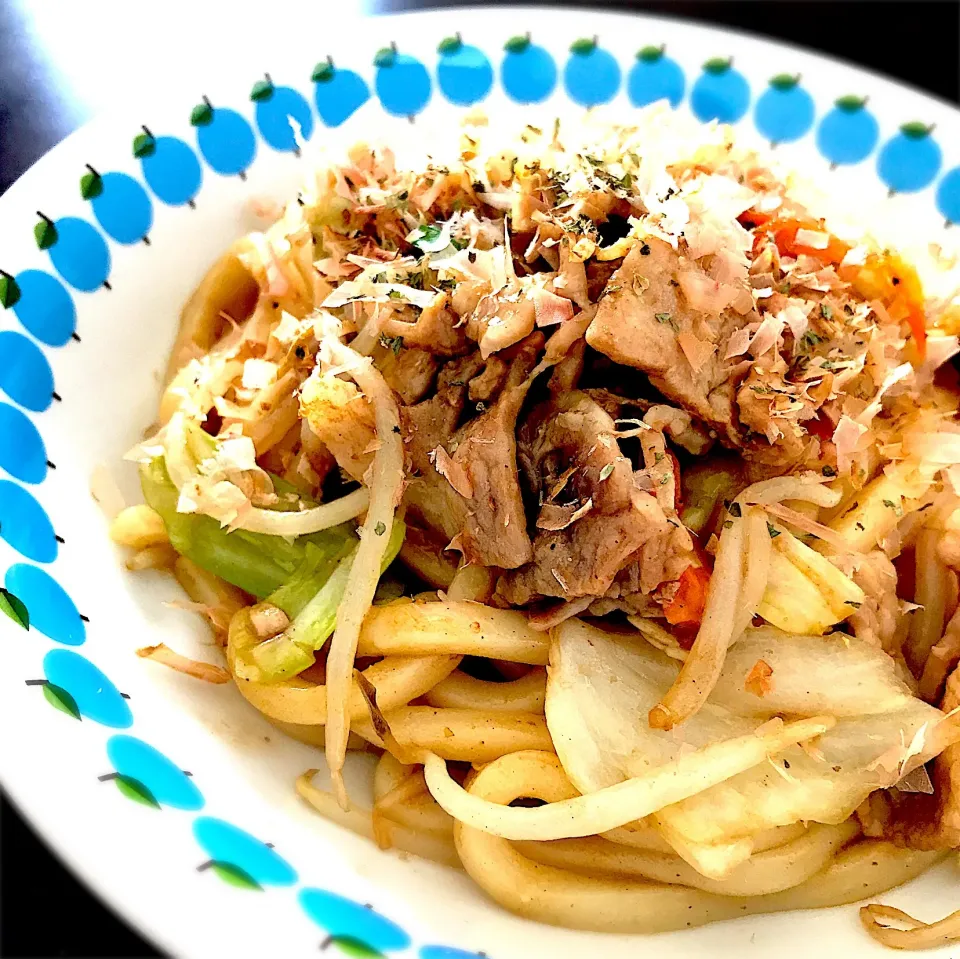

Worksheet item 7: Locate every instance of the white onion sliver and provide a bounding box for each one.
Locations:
[762,502,860,554]
[229,488,370,536]
[649,513,745,730]
[476,191,515,211]
[741,475,842,508]
[90,464,127,520]
[319,335,405,807]
[422,716,833,841]
[733,507,772,637]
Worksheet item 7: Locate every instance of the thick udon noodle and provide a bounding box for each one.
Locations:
[118,521,953,939]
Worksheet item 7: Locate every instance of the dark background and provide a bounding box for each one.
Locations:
[1,1,958,956]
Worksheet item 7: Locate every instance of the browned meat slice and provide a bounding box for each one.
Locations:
[586,258,622,303]
[496,390,672,606]
[401,337,543,570]
[381,293,469,357]
[467,292,537,359]
[586,238,751,443]
[468,355,510,403]
[453,378,536,568]
[401,354,484,544]
[581,388,647,419]
[397,523,458,589]
[548,339,585,395]
[588,521,698,617]
[297,418,337,487]
[377,346,438,406]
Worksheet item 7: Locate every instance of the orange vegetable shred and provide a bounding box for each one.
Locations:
[663,565,712,627]
[842,252,927,359]
[745,659,774,698]
[754,216,851,265]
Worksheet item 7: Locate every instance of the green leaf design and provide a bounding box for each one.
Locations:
[250,78,274,102]
[80,170,103,200]
[637,45,665,63]
[570,37,597,56]
[330,936,385,958]
[901,121,933,139]
[0,274,20,310]
[42,683,81,720]
[835,94,866,112]
[132,132,156,159]
[703,57,732,75]
[437,35,461,55]
[34,218,58,251]
[312,61,334,83]
[373,47,396,69]
[0,588,29,629]
[504,34,530,54]
[211,861,262,890]
[770,73,799,91]
[190,102,214,126]
[115,775,161,808]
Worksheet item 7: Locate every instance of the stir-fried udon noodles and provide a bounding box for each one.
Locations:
[110,110,960,946]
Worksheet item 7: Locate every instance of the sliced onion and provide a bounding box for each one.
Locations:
[741,475,842,508]
[762,502,861,554]
[422,716,834,841]
[228,487,369,536]
[318,333,405,807]
[649,513,745,730]
[476,191,514,211]
[733,507,772,636]
[545,618,951,852]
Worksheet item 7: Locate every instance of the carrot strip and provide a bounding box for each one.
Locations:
[663,566,712,628]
